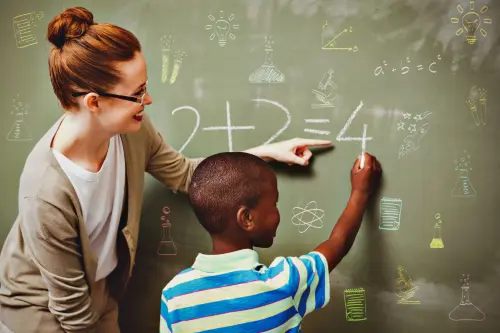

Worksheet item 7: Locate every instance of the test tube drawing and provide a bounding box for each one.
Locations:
[379,197,402,230]
[6,94,32,141]
[13,11,44,49]
[160,34,186,85]
[344,288,367,322]
[157,206,178,256]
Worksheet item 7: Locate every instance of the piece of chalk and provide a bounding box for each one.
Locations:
[360,124,367,168]
[360,153,365,168]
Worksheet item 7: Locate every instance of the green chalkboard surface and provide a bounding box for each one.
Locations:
[1,0,500,332]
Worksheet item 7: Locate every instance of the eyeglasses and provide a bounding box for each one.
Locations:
[71,81,148,106]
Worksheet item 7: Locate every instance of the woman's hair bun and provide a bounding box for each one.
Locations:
[47,7,94,49]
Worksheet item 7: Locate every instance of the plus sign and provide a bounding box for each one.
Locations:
[202,101,255,152]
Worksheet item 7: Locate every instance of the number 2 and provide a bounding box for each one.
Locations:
[171,106,200,153]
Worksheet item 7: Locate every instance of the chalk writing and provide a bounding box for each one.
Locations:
[449,274,485,321]
[249,36,284,84]
[171,106,200,153]
[374,54,441,76]
[450,1,491,44]
[13,11,43,48]
[205,11,239,47]
[291,201,325,234]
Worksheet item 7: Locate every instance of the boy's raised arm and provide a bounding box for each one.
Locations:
[314,153,382,272]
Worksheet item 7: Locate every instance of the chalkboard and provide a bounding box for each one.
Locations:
[1,0,500,332]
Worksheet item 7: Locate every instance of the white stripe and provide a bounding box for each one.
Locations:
[261,313,302,333]
[162,294,168,304]
[302,256,319,315]
[304,119,330,123]
[160,316,171,333]
[291,258,307,307]
[304,129,330,135]
[172,297,295,333]
[167,269,290,310]
[163,270,208,290]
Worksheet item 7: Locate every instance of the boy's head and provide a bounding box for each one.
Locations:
[188,152,280,248]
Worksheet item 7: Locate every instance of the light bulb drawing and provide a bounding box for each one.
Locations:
[205,11,239,47]
[450,1,492,44]
[321,22,358,52]
[449,274,486,321]
[7,94,31,141]
[452,150,476,197]
[157,206,178,256]
[249,36,285,84]
[430,213,444,249]
[395,265,420,304]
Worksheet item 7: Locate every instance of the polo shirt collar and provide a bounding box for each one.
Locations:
[192,249,259,273]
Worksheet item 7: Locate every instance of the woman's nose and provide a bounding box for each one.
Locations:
[144,92,153,105]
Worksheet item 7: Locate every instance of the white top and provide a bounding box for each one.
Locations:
[52,135,126,282]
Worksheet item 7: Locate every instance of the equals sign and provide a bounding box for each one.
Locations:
[304,119,330,135]
[416,65,424,71]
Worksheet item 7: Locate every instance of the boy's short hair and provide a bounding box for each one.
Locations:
[188,152,275,234]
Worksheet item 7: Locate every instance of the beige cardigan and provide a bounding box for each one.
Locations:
[0,114,200,332]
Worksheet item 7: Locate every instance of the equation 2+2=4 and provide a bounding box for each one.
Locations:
[170,100,373,155]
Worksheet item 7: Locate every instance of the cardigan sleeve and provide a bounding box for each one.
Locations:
[142,114,202,193]
[19,196,98,333]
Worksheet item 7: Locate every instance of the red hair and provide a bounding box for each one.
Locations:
[47,7,141,109]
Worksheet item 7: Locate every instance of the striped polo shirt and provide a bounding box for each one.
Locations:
[160,249,330,333]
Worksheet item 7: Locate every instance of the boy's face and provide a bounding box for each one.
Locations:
[248,174,280,248]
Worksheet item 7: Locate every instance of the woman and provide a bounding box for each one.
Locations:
[0,7,330,333]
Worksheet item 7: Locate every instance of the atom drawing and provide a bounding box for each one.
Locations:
[291,201,325,233]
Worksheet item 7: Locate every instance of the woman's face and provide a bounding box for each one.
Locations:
[93,51,152,134]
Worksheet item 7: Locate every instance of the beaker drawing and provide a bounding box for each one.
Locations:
[430,213,444,249]
[157,206,178,256]
[449,274,485,321]
[379,197,402,231]
[249,36,284,84]
[452,152,476,197]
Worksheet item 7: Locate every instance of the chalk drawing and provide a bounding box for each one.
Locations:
[252,98,292,145]
[161,35,186,84]
[450,1,492,44]
[430,213,444,248]
[312,68,337,109]
[291,201,325,233]
[7,94,31,141]
[249,36,284,84]
[398,111,432,159]
[158,206,178,256]
[449,274,485,321]
[203,101,255,152]
[304,119,330,136]
[205,11,239,47]
[452,150,476,197]
[344,288,367,322]
[374,54,442,76]
[321,22,358,52]
[379,197,402,231]
[395,265,420,304]
[13,11,44,48]
[466,86,487,126]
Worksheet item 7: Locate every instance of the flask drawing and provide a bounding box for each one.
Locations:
[449,274,485,321]
[452,152,476,197]
[430,213,444,249]
[157,206,178,256]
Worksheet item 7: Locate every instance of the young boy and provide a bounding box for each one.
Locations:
[160,151,381,333]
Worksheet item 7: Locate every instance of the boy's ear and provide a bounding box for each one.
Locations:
[236,206,255,231]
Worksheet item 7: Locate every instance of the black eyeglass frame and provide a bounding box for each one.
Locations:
[71,81,148,106]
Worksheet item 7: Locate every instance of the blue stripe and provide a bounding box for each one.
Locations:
[311,253,327,309]
[160,299,173,332]
[297,257,314,317]
[169,281,291,323]
[164,260,285,300]
[201,304,298,333]
[179,267,194,275]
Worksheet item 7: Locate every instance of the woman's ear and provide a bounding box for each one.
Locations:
[83,93,100,113]
[236,206,255,231]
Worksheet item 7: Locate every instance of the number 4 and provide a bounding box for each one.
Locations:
[336,101,373,164]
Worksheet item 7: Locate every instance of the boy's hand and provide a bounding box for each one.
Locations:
[350,152,382,196]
